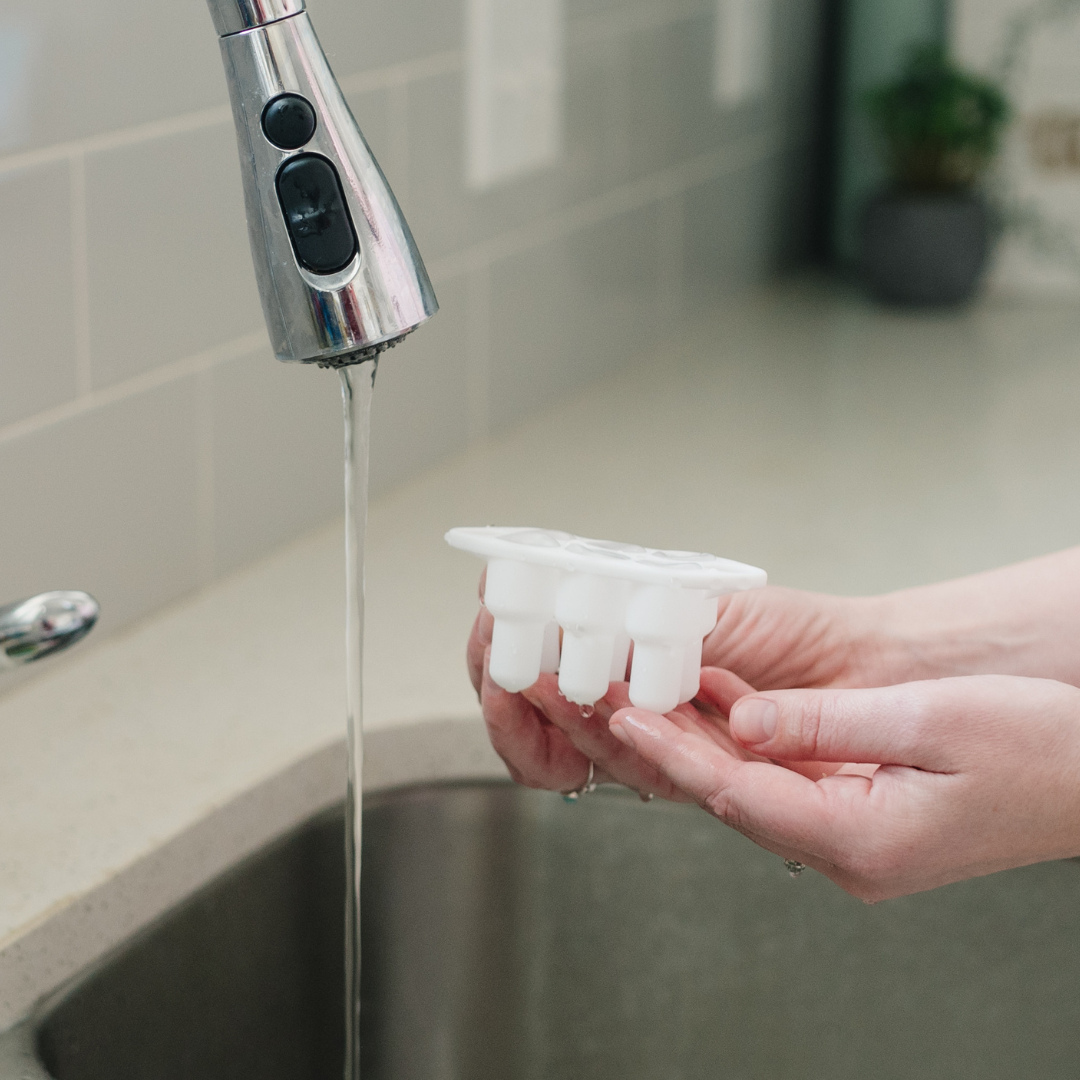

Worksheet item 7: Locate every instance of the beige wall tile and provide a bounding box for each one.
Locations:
[0,1,226,155]
[0,162,79,428]
[0,0,828,653]
[488,205,661,431]
[0,378,201,635]
[310,0,464,77]
[344,87,394,181]
[370,273,470,496]
[209,275,469,576]
[210,350,343,578]
[620,14,745,179]
[405,43,621,262]
[85,124,263,389]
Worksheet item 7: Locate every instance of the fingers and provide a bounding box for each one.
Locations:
[524,676,694,801]
[692,667,841,780]
[607,675,1080,903]
[466,604,494,697]
[727,682,961,770]
[466,569,490,696]
[608,707,856,856]
[481,650,594,792]
[696,667,758,714]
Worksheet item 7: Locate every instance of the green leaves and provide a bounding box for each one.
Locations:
[864,44,1010,193]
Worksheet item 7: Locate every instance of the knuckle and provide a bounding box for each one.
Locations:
[704,782,747,831]
[786,693,827,757]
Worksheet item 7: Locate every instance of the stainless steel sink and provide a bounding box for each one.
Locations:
[4,781,1080,1079]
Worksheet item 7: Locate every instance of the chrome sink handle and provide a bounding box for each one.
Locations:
[0,591,99,671]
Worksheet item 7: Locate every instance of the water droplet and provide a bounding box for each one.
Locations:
[579,704,595,719]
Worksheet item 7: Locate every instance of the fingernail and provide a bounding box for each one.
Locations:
[609,718,633,746]
[730,698,778,745]
[611,710,659,746]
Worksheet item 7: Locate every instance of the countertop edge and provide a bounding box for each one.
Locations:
[0,716,507,1032]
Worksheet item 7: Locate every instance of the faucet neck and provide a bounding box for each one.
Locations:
[207,0,305,37]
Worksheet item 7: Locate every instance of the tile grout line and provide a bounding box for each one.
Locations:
[337,50,463,95]
[427,130,782,282]
[0,107,234,178]
[0,134,782,450]
[0,0,712,183]
[569,0,714,46]
[0,52,464,180]
[69,153,93,398]
[0,331,268,448]
[2,128,794,453]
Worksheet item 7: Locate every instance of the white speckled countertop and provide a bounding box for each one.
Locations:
[5,283,1080,1027]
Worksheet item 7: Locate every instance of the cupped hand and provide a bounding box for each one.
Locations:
[467,576,844,795]
[466,574,893,796]
[701,585,893,690]
[609,674,1080,900]
[476,643,767,800]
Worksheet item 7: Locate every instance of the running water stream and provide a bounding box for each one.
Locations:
[340,361,376,1080]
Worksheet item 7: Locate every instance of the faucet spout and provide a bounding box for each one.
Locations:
[206,0,305,38]
[209,0,438,366]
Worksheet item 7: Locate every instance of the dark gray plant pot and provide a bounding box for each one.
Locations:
[859,191,992,306]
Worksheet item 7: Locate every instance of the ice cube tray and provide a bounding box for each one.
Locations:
[446,527,767,714]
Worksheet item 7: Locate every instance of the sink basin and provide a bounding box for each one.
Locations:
[4,781,1080,1079]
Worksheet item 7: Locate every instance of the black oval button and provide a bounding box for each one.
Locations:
[276,155,359,276]
[262,94,317,151]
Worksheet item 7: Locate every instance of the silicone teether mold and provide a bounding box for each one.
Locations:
[446,527,767,714]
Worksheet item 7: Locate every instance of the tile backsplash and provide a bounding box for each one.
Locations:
[0,0,825,661]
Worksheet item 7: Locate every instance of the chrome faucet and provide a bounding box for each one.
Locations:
[0,592,99,671]
[207,0,438,367]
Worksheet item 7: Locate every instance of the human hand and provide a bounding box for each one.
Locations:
[466,574,892,795]
[701,585,893,690]
[472,639,766,799]
[466,565,848,795]
[608,674,1080,900]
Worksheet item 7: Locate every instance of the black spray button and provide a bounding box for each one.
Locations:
[276,155,359,276]
[262,94,317,151]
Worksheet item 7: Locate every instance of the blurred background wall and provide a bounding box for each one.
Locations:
[953,0,1080,296]
[0,0,830,643]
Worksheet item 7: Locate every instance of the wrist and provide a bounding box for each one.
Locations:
[857,587,1036,685]
[820,594,918,688]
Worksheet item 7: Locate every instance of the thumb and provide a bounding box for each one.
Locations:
[728,683,953,770]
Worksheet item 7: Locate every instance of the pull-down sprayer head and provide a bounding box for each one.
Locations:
[207,0,438,366]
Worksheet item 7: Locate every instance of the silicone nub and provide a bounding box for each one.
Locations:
[445,527,766,707]
[540,620,561,675]
[679,595,720,703]
[625,585,706,714]
[485,558,560,693]
[555,573,631,706]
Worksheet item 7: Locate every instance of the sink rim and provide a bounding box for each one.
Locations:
[0,717,506,1036]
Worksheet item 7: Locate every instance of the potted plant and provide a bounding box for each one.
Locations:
[860,45,1010,305]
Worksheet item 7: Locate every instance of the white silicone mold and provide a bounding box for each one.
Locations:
[446,527,767,714]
